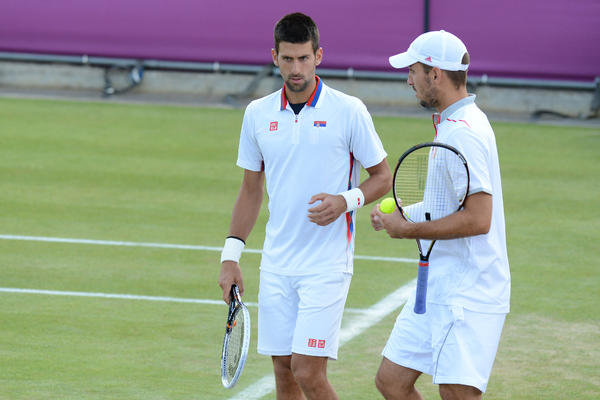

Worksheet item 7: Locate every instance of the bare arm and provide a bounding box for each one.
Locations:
[308,158,392,226]
[218,169,265,302]
[360,158,394,204]
[371,191,492,240]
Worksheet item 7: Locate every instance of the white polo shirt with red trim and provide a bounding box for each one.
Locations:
[429,95,511,313]
[236,77,387,276]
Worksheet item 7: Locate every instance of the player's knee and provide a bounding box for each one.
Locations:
[375,370,398,398]
[290,361,325,391]
[375,368,416,399]
[374,371,387,394]
[291,364,315,386]
[272,356,293,378]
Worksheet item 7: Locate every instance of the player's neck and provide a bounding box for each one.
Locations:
[436,87,468,113]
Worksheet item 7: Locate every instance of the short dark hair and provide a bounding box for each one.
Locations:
[421,52,470,89]
[273,12,320,54]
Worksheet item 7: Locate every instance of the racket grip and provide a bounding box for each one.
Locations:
[414,260,429,314]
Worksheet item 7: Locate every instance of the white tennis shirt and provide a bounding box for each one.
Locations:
[428,95,511,313]
[237,77,387,276]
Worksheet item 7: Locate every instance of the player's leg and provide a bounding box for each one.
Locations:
[438,383,482,400]
[291,353,336,400]
[290,271,352,398]
[375,358,423,400]
[272,355,305,400]
[257,271,302,397]
[377,296,433,399]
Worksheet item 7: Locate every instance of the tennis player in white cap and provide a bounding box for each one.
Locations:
[371,30,510,400]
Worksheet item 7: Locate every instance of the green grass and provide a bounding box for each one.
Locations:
[0,97,598,399]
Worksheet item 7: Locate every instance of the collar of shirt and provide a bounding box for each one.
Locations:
[438,94,477,122]
[280,76,324,111]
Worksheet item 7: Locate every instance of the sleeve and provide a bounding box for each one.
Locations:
[446,127,492,196]
[236,104,264,172]
[348,100,387,169]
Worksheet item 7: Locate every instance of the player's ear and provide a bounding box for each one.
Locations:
[431,67,441,81]
[315,47,323,66]
[271,49,279,66]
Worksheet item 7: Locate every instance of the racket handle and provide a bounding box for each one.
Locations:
[414,260,429,314]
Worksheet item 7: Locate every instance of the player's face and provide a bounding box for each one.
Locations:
[408,63,439,109]
[273,41,323,101]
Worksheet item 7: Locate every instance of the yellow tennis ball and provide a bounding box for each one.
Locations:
[380,197,396,214]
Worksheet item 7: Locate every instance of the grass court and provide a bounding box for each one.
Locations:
[0,97,598,399]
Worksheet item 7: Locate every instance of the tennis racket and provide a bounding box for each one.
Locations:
[221,284,250,388]
[392,142,469,314]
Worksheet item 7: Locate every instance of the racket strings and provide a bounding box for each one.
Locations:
[224,307,246,381]
[394,151,429,207]
[395,146,468,222]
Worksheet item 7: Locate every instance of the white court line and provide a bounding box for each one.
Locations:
[227,279,415,400]
[0,287,256,306]
[0,234,417,264]
[0,287,369,314]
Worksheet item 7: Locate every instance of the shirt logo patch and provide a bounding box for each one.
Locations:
[269,121,279,132]
[313,121,327,127]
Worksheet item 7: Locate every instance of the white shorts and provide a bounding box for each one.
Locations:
[257,270,352,360]
[382,298,506,393]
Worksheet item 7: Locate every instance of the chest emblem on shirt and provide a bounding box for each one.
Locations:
[313,121,327,127]
[269,121,279,132]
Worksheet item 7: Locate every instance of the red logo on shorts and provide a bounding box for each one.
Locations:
[308,338,326,348]
[269,121,278,131]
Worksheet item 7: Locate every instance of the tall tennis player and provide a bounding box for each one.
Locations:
[218,12,392,399]
[371,30,510,400]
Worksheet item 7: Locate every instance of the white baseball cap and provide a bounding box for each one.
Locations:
[389,30,469,71]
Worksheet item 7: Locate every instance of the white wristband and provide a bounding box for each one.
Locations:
[339,187,365,212]
[220,237,245,263]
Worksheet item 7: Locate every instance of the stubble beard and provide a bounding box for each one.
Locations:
[284,76,310,93]
[419,98,438,109]
[418,79,439,109]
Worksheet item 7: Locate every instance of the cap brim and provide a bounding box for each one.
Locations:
[389,52,417,69]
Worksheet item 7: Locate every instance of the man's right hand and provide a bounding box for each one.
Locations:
[218,260,244,304]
